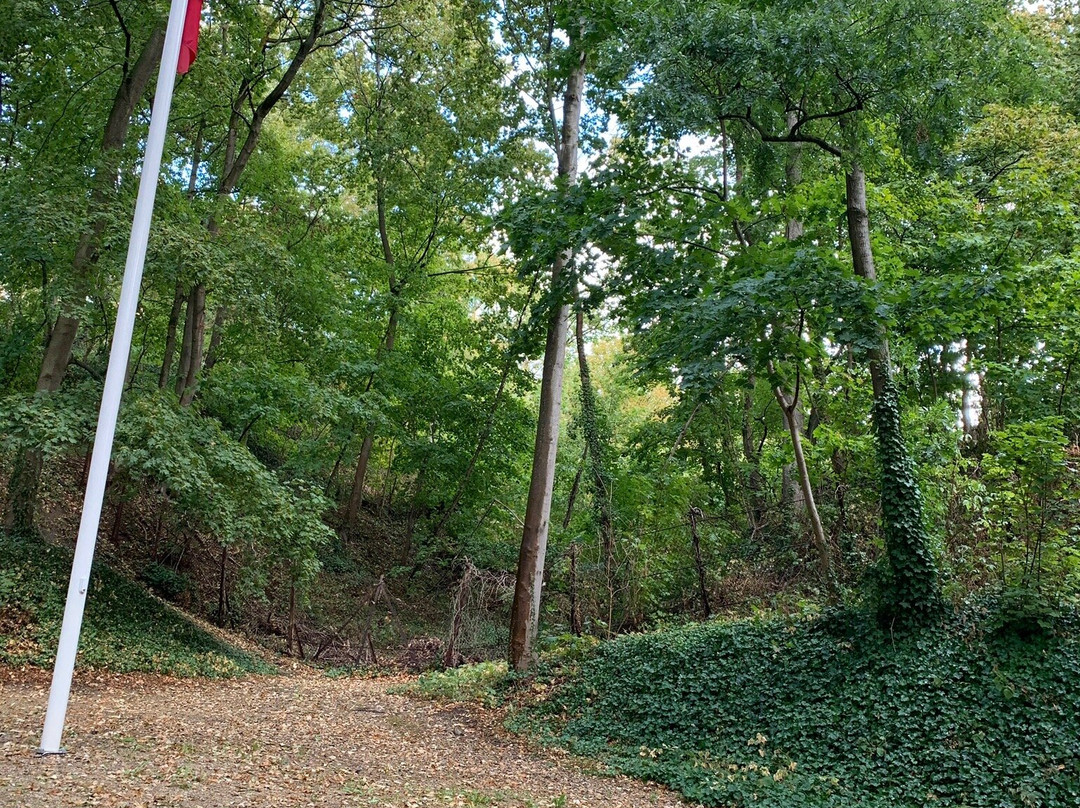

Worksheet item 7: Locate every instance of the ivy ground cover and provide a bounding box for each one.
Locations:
[519,611,1080,807]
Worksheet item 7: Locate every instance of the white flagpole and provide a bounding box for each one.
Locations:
[39,0,190,755]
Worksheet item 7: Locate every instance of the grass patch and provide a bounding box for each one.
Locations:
[513,607,1080,807]
[395,660,510,706]
[0,534,272,677]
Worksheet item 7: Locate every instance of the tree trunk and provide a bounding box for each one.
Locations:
[509,40,586,673]
[740,379,766,531]
[287,583,297,657]
[568,543,582,635]
[217,544,228,628]
[784,110,805,241]
[401,460,428,563]
[110,498,125,546]
[5,28,164,533]
[688,506,712,619]
[345,433,375,530]
[178,283,206,407]
[575,307,616,597]
[345,183,400,533]
[158,282,186,389]
[175,282,196,396]
[846,163,940,618]
[173,3,331,406]
[35,27,166,395]
[561,446,587,530]
[444,563,474,668]
[776,128,833,593]
[773,384,836,596]
[344,306,399,533]
[159,127,203,390]
[381,453,395,516]
[845,165,893,398]
[202,305,227,374]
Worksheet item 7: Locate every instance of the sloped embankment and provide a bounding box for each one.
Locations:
[520,610,1080,807]
[0,535,271,677]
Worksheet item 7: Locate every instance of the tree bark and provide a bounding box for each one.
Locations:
[287,584,297,657]
[175,280,196,397]
[178,283,206,407]
[159,127,203,390]
[159,282,186,389]
[688,506,712,619]
[773,382,836,596]
[561,446,587,530]
[217,544,228,628]
[508,40,586,673]
[345,433,376,529]
[740,379,766,531]
[202,305,227,373]
[845,164,890,398]
[568,543,582,635]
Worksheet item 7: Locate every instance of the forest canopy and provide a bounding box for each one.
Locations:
[0,0,1078,665]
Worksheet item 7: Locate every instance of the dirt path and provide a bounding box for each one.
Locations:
[0,668,688,808]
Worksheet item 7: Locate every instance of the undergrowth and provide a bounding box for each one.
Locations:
[397,660,510,706]
[0,534,272,677]
[413,606,1080,807]
[516,606,1080,807]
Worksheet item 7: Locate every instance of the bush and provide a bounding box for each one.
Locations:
[398,661,510,706]
[140,562,193,602]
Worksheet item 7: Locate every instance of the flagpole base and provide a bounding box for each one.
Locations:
[36,748,67,757]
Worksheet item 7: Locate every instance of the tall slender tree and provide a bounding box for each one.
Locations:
[508,21,586,671]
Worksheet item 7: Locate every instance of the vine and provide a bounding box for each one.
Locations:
[872,378,943,623]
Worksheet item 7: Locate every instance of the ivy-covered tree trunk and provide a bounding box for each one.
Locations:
[846,164,941,620]
[508,40,586,673]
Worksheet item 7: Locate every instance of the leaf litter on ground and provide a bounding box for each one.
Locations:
[0,665,691,808]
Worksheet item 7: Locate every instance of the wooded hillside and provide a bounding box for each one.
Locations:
[1,0,1078,670]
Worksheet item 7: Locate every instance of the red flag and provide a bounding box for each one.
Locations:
[177,0,203,75]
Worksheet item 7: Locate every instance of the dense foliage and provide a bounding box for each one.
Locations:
[0,0,1077,722]
[1,0,1079,802]
[517,609,1080,807]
